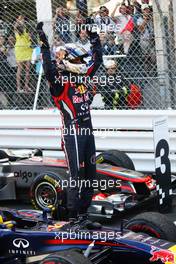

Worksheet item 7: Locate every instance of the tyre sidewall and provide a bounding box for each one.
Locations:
[125,219,166,239]
[96,150,135,170]
[125,212,176,242]
[30,172,64,210]
[41,250,91,264]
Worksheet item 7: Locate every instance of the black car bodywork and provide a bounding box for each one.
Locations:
[0,149,175,219]
[0,207,176,264]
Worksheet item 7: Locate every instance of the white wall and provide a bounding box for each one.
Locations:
[0,110,176,173]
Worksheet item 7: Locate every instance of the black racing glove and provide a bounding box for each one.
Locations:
[36,22,44,31]
[36,22,50,49]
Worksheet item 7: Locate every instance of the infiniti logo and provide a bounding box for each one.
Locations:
[13,238,29,249]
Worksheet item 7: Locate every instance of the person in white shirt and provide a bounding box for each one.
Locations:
[137,4,154,53]
[115,3,134,54]
[6,35,17,69]
[95,6,117,34]
[137,4,155,74]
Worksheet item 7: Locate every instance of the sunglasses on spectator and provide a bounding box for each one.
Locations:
[100,8,108,13]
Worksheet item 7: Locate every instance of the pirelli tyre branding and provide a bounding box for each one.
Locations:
[96,155,104,164]
[30,172,64,210]
[44,175,60,188]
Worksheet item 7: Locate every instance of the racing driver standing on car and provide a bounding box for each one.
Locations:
[36,20,102,229]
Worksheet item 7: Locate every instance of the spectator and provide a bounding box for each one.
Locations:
[53,7,71,43]
[0,35,8,92]
[99,32,107,45]
[95,6,117,33]
[6,35,17,96]
[0,35,6,62]
[127,1,142,57]
[99,32,108,54]
[126,5,135,16]
[75,10,86,27]
[141,0,149,4]
[31,45,42,75]
[14,16,32,92]
[131,1,142,24]
[111,2,121,23]
[102,33,118,55]
[101,60,129,109]
[0,35,12,83]
[137,4,155,73]
[89,11,97,20]
[0,35,12,108]
[132,0,152,20]
[76,29,91,52]
[6,35,17,69]
[115,3,134,54]
[15,15,25,26]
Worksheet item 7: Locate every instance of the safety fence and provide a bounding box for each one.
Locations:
[0,109,176,173]
[0,0,176,110]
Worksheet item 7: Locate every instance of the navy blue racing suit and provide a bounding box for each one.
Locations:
[37,26,102,218]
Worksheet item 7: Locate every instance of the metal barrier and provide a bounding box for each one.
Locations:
[0,109,176,173]
[0,0,175,110]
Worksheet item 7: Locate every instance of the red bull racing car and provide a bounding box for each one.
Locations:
[0,148,175,220]
[0,207,176,264]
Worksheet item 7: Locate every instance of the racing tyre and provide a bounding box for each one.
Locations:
[96,149,135,170]
[40,249,92,264]
[30,171,66,211]
[125,212,176,242]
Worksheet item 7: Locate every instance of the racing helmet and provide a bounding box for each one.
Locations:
[55,43,91,74]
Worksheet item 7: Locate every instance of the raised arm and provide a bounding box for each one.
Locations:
[111,2,121,18]
[36,22,63,97]
[137,17,149,33]
[36,22,55,77]
[86,18,103,78]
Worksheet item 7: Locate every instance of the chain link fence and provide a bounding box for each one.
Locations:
[0,0,175,110]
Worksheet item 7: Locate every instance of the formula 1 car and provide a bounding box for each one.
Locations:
[0,148,175,220]
[1,207,176,264]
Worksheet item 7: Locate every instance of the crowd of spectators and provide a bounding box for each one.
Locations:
[0,0,156,109]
